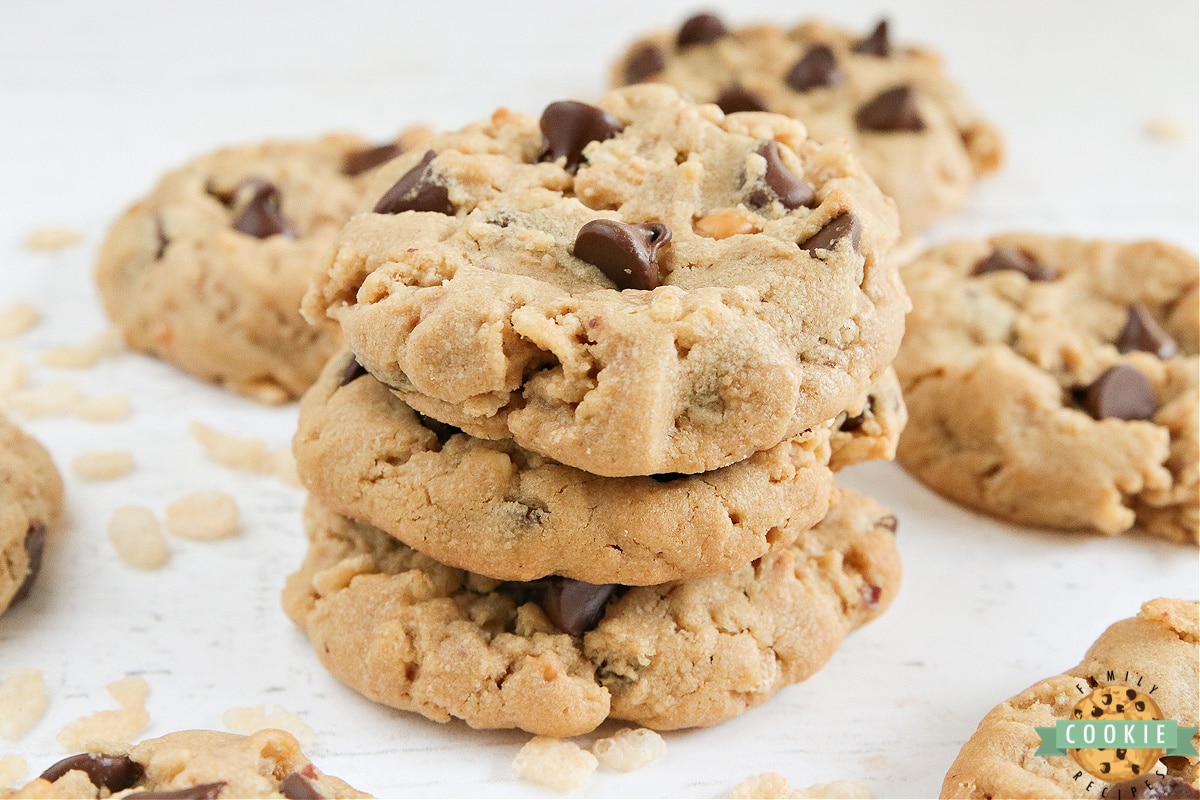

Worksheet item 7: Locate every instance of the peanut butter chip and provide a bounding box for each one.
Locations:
[694,211,758,240]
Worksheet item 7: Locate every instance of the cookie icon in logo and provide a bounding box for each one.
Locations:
[1069,686,1165,782]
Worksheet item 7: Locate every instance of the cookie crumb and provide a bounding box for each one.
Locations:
[731,774,872,799]
[108,506,169,570]
[0,667,47,740]
[165,491,239,540]
[72,450,134,481]
[57,676,150,750]
[591,727,666,772]
[189,420,298,485]
[512,736,598,792]
[41,329,123,369]
[24,226,82,251]
[1146,117,1188,142]
[76,394,131,422]
[222,704,314,747]
[0,304,40,338]
[0,755,25,789]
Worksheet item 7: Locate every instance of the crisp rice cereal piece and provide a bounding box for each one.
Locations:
[790,780,872,799]
[591,727,666,772]
[731,772,793,799]
[0,667,47,740]
[1146,118,1188,142]
[0,755,25,789]
[108,506,169,570]
[0,348,28,398]
[512,736,598,793]
[40,329,123,369]
[24,226,82,251]
[6,380,81,417]
[57,676,150,750]
[72,450,134,481]
[222,704,314,747]
[75,394,131,422]
[165,491,239,540]
[0,304,40,338]
[189,420,272,471]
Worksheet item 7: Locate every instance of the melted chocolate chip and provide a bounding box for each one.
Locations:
[798,213,862,254]
[539,101,624,171]
[12,521,46,604]
[786,45,846,92]
[855,85,924,132]
[125,783,226,800]
[1141,778,1200,800]
[415,412,461,446]
[1117,304,1178,359]
[574,220,671,290]
[281,773,324,800]
[840,411,866,432]
[373,150,454,215]
[232,180,296,239]
[540,579,617,636]
[973,246,1055,281]
[343,143,402,177]
[154,216,169,260]
[676,13,727,47]
[40,753,144,792]
[623,43,666,84]
[878,514,899,533]
[649,472,687,483]
[853,19,891,57]
[1080,364,1157,421]
[861,583,882,608]
[748,140,815,210]
[338,356,368,387]
[715,86,767,114]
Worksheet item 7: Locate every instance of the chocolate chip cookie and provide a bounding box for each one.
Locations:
[282,486,901,737]
[9,728,369,798]
[96,129,429,404]
[0,412,64,615]
[305,83,906,476]
[611,15,1003,237]
[894,235,1198,542]
[941,598,1199,799]
[295,352,840,586]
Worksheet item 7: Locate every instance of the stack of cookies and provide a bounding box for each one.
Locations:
[283,83,908,736]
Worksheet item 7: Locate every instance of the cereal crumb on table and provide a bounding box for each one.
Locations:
[0,348,28,397]
[189,420,299,485]
[75,394,131,422]
[0,667,47,740]
[0,304,39,338]
[72,450,134,481]
[731,773,872,799]
[222,704,314,747]
[57,676,150,750]
[513,736,598,792]
[1146,117,1188,141]
[108,506,169,570]
[591,727,666,772]
[40,329,123,369]
[165,491,239,540]
[23,226,82,251]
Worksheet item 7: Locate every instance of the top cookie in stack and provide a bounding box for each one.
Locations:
[304,83,907,478]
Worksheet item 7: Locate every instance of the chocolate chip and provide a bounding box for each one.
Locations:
[343,143,402,177]
[40,753,144,792]
[1080,365,1157,421]
[623,43,666,84]
[154,216,169,260]
[1141,778,1200,800]
[539,101,624,171]
[676,13,727,47]
[337,355,367,387]
[281,773,324,800]
[1117,303,1178,359]
[231,180,296,239]
[414,412,461,446]
[853,19,891,57]
[515,504,548,526]
[12,522,45,604]
[373,150,454,215]
[574,220,671,291]
[649,472,687,483]
[748,140,815,210]
[878,514,899,533]
[840,412,866,432]
[972,246,1055,281]
[786,45,846,92]
[125,783,226,800]
[798,213,862,254]
[860,583,882,608]
[715,86,767,114]
[855,85,924,132]
[540,579,617,636]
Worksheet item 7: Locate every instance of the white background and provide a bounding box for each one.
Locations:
[0,2,1197,797]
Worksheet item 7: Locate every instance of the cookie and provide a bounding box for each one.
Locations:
[611,14,1003,236]
[893,235,1198,542]
[282,486,901,737]
[305,83,906,477]
[96,129,429,404]
[295,352,841,586]
[941,598,1199,799]
[0,413,64,615]
[7,728,369,798]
